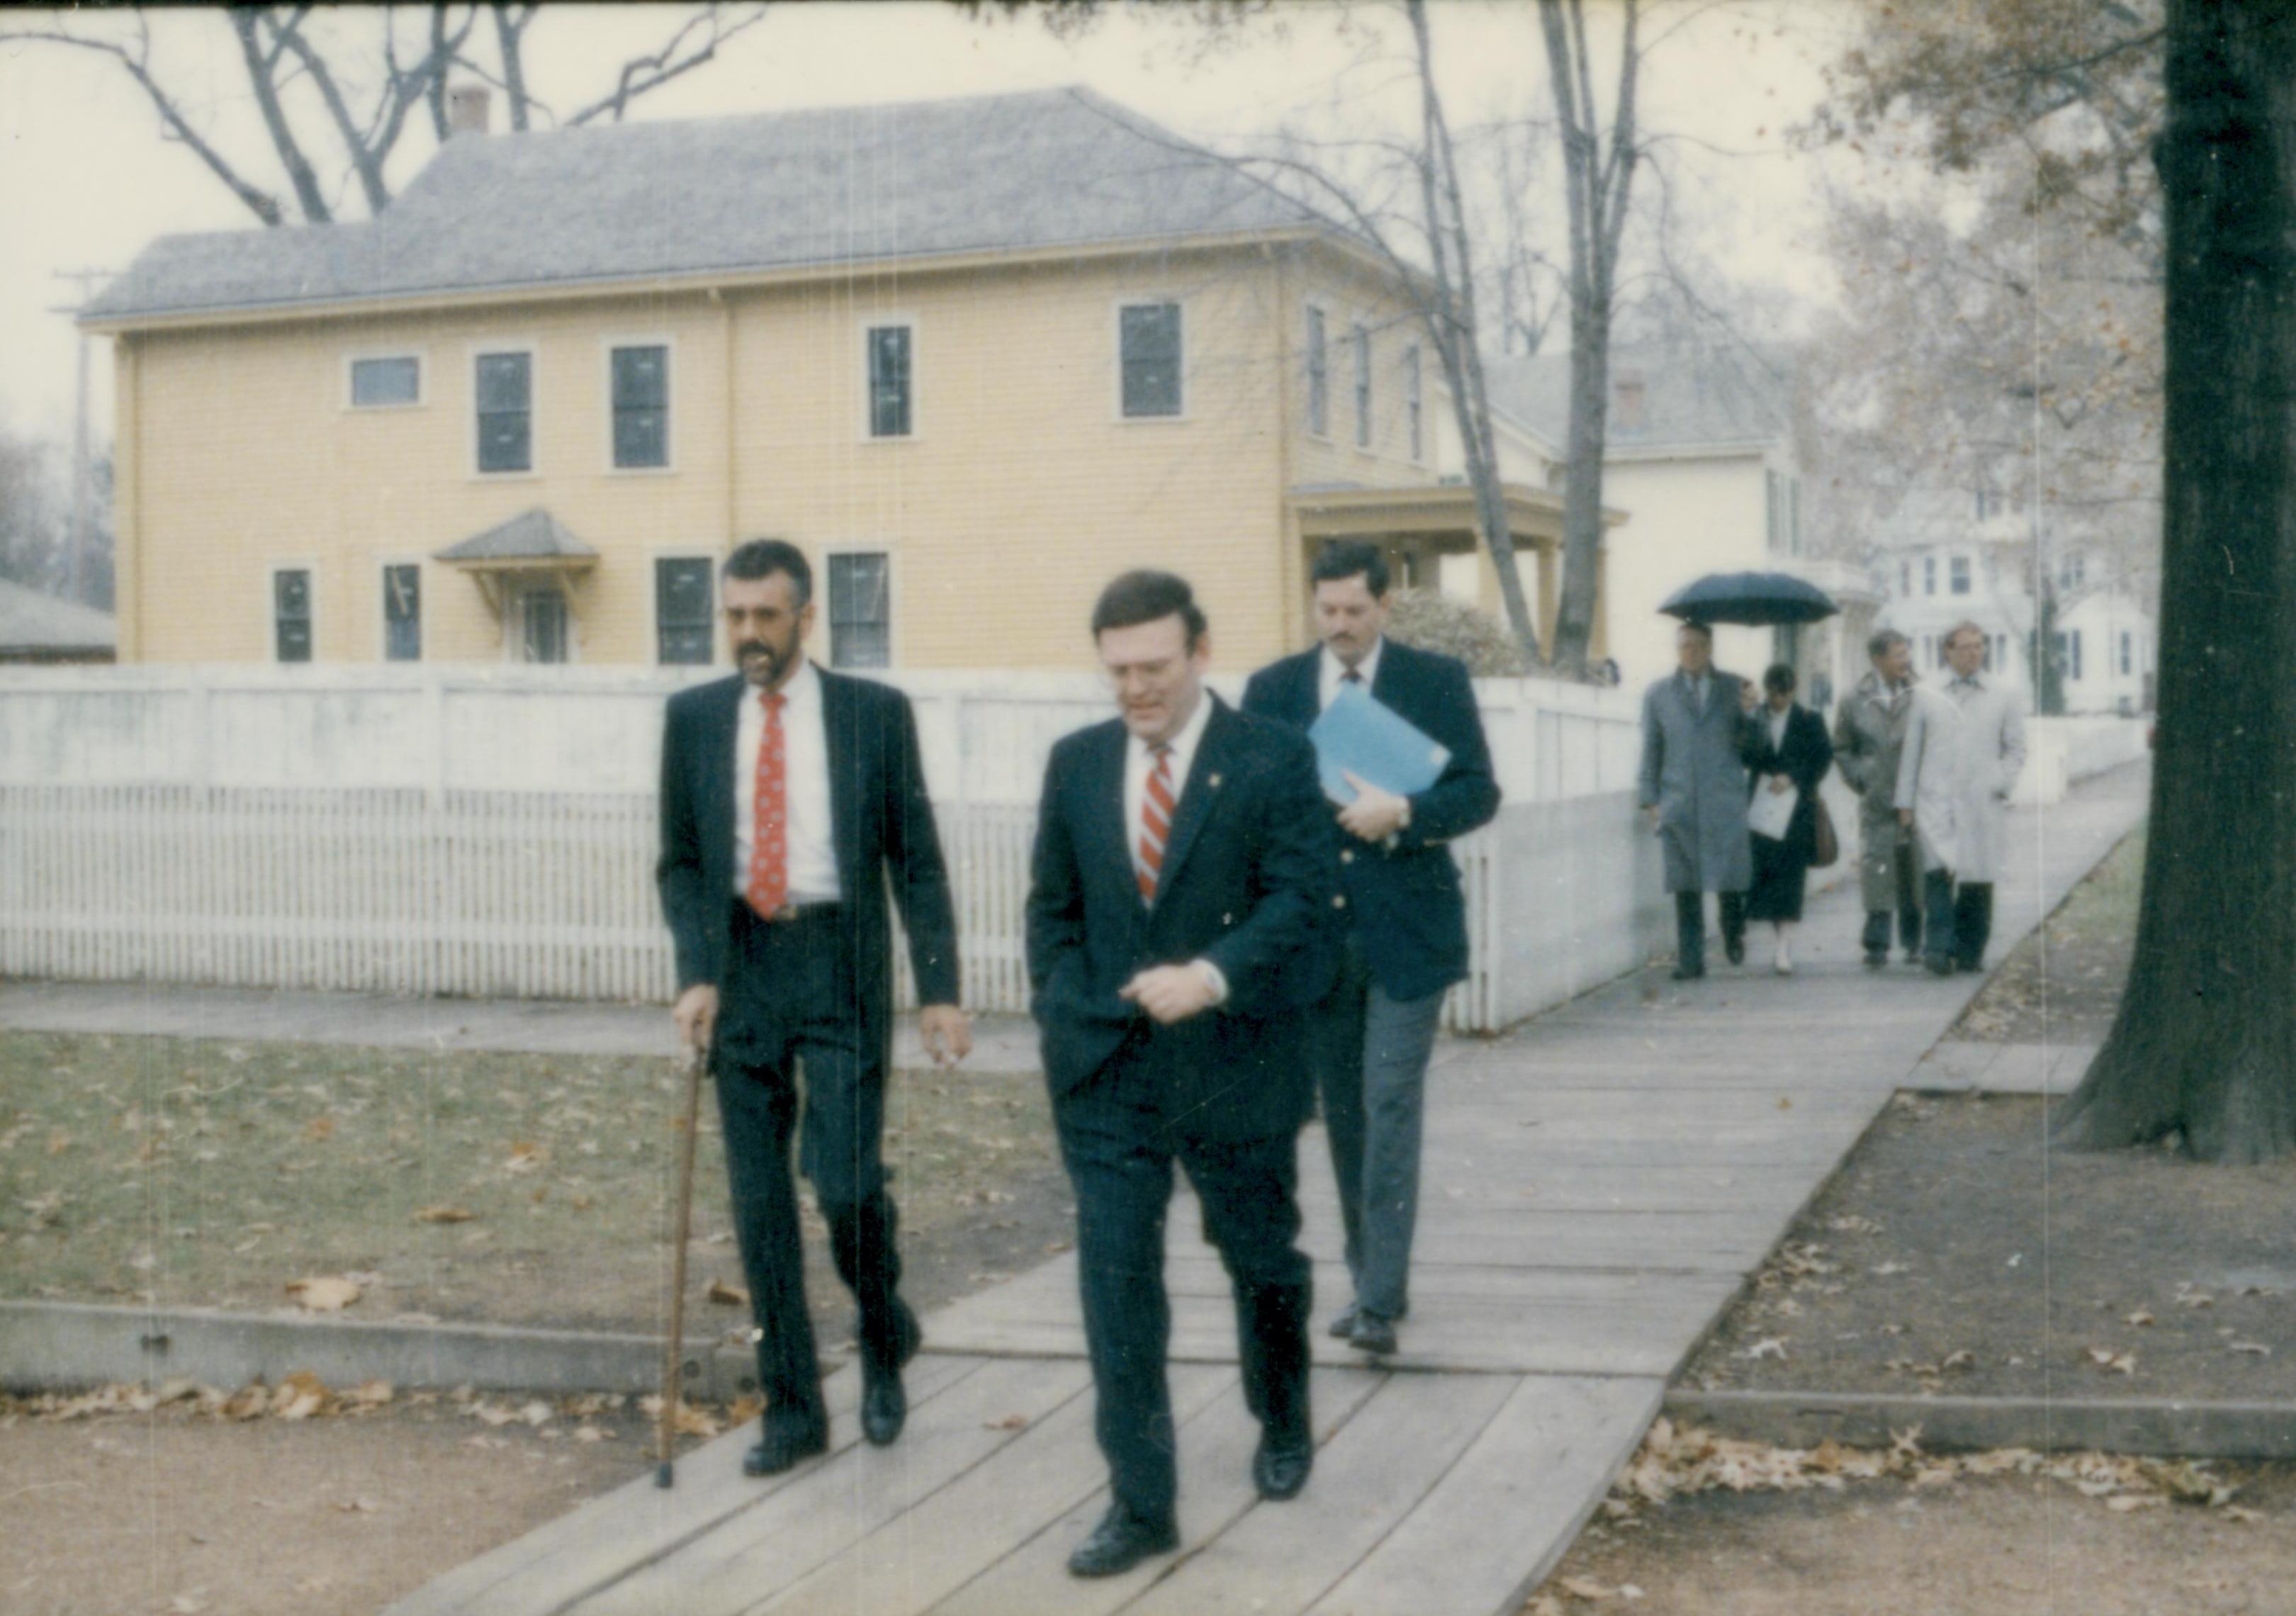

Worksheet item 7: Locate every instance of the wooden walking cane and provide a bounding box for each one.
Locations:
[657,1040,708,1488]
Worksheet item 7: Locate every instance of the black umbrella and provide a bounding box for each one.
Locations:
[1660,571,1839,627]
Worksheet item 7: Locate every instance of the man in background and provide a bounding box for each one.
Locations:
[1638,620,1761,980]
[1896,620,2029,975]
[1834,629,1924,967]
[1242,539,1499,1358]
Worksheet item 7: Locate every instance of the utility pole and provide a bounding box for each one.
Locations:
[52,269,113,605]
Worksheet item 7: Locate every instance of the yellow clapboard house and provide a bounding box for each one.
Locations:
[84,86,1582,671]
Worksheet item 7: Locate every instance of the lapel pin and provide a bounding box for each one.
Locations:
[1208,773,1222,789]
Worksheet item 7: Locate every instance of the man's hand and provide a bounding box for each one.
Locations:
[1898,809,1915,829]
[673,984,719,1053]
[1643,803,1661,829]
[1337,771,1409,843]
[918,1004,972,1067]
[1740,680,1760,713]
[1119,963,1222,1026]
[1768,773,1793,795]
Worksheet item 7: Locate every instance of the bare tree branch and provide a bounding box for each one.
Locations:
[564,4,770,127]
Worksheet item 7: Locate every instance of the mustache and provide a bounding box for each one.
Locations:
[736,639,782,664]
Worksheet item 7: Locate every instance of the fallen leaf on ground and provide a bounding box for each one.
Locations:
[2228,1340,2273,1357]
[707,1279,750,1307]
[2086,1347,2135,1375]
[346,1380,394,1408]
[2124,1309,2155,1326]
[505,1141,548,1174]
[414,1205,476,1224]
[273,1372,330,1420]
[1738,1337,1788,1362]
[285,1276,361,1313]
[1560,1577,1622,1601]
[2107,1494,2166,1513]
[986,1413,1029,1431]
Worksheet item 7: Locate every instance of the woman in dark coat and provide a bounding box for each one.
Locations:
[1745,663,1835,974]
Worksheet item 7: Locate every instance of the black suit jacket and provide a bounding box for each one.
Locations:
[1241,638,1501,1001]
[1744,702,1835,862]
[1024,697,1337,1142]
[656,667,960,1050]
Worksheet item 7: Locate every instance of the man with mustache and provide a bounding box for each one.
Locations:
[657,538,970,1477]
[1026,570,1336,1577]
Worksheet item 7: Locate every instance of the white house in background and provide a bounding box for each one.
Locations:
[1872,487,2156,715]
[1463,341,1879,707]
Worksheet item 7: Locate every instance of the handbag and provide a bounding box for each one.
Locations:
[1811,795,1840,869]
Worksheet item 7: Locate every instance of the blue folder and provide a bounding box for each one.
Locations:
[1307,683,1451,806]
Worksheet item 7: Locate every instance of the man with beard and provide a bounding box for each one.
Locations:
[657,538,970,1477]
[1026,570,1335,1577]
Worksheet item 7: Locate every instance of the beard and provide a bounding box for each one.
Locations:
[738,637,792,685]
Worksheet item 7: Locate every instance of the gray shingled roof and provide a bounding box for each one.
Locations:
[0,577,116,653]
[85,88,1331,325]
[434,508,597,564]
[1482,342,1794,454]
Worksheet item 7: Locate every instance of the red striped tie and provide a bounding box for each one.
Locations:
[1137,744,1175,902]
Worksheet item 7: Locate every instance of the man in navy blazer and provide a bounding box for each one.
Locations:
[1242,540,1501,1358]
[658,539,969,1479]
[1027,570,1336,1578]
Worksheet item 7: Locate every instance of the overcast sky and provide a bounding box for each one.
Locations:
[0,1,1854,448]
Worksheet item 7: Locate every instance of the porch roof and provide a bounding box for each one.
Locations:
[434,508,600,571]
[1285,481,1616,551]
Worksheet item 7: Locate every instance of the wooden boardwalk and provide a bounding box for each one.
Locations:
[390,768,2146,1616]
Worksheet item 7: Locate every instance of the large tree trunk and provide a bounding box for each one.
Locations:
[2054,0,2296,1166]
[1552,296,1612,677]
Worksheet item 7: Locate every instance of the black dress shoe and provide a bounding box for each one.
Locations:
[1327,1306,1359,1340]
[1254,1430,1313,1500]
[1862,951,1887,970]
[1348,1313,1397,1356]
[1670,963,1705,982]
[743,1420,827,1477]
[1066,1503,1179,1578]
[1925,955,1956,977]
[1725,936,1745,967]
[860,1301,922,1447]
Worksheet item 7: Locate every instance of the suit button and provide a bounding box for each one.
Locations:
[1339,849,1355,865]
[1333,895,1348,909]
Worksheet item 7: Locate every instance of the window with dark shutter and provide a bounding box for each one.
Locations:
[611,345,668,468]
[475,352,532,473]
[1352,323,1371,448]
[655,557,714,664]
[383,564,420,661]
[1306,308,1329,437]
[867,326,912,438]
[827,553,891,668]
[274,569,313,663]
[1120,303,1182,419]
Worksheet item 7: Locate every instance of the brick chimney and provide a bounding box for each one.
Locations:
[447,85,492,137]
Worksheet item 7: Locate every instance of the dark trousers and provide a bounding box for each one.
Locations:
[1862,846,1923,958]
[1675,890,1746,972]
[1921,870,1958,967]
[1308,931,1445,1322]
[712,902,903,1434]
[1954,882,1996,968]
[1053,1039,1312,1525]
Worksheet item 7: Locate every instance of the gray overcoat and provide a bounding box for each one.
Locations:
[1893,676,2029,882]
[1638,670,1759,894]
[1832,669,1919,911]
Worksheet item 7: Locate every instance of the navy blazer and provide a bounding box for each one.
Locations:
[1024,697,1338,1142]
[655,667,960,1050]
[1241,638,1501,1001]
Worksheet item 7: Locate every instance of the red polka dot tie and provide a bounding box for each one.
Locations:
[746,690,788,919]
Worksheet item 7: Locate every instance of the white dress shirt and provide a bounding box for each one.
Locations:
[1765,704,1791,753]
[733,658,840,904]
[1119,688,1226,1002]
[1317,636,1385,713]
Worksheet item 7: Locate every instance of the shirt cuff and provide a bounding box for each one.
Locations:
[1195,959,1230,1006]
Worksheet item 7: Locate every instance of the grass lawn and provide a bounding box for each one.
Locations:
[0,1031,1067,1335]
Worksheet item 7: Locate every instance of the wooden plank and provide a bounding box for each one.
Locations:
[1121,1373,1520,1616]
[565,1358,1093,1616]
[758,1364,1237,1616]
[383,1354,984,1616]
[925,1367,1387,1616]
[1308,1375,1662,1616]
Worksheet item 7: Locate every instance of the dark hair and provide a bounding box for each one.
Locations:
[1676,619,1714,642]
[1310,539,1390,598]
[723,538,811,607]
[1091,569,1207,649]
[1868,629,1909,660]
[1763,661,1798,695]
